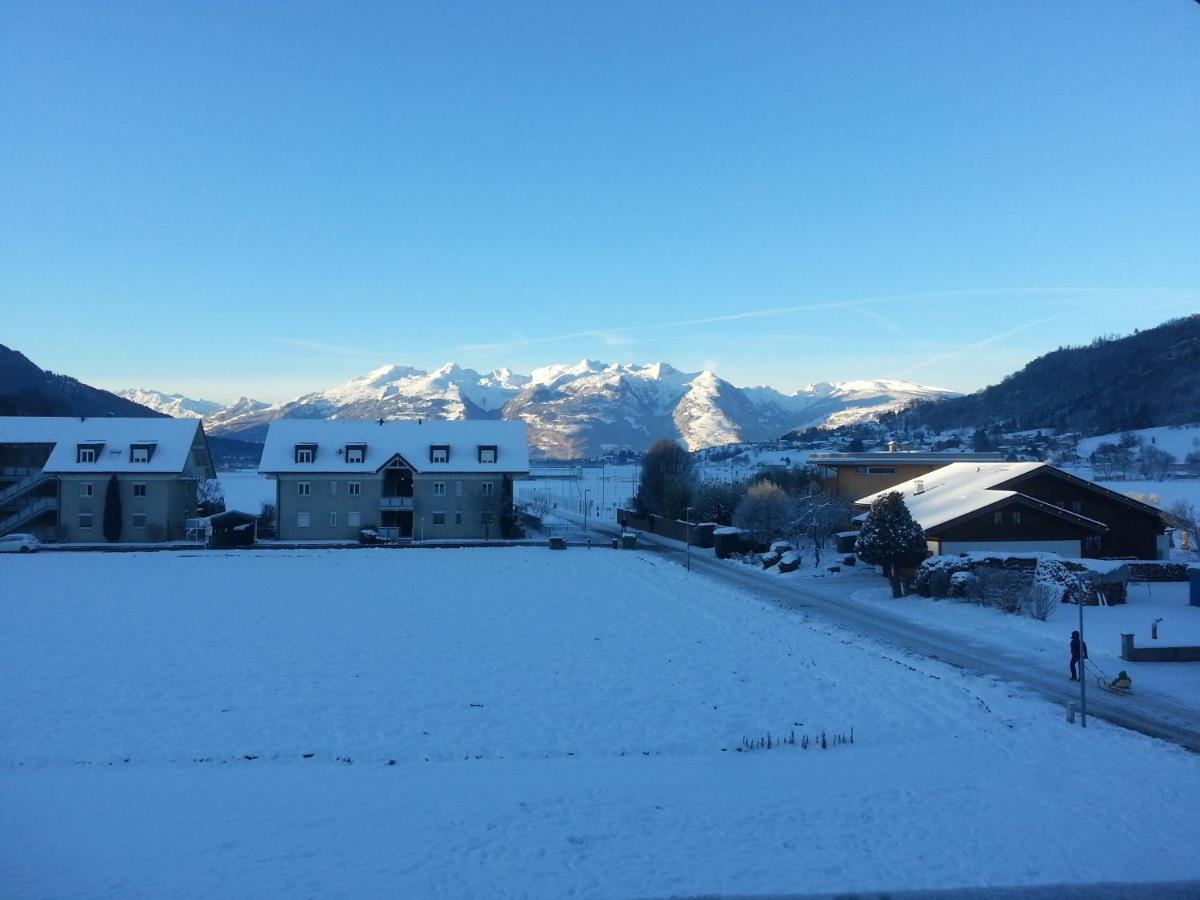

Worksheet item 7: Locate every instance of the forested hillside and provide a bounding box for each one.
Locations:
[903,315,1200,434]
[0,344,162,418]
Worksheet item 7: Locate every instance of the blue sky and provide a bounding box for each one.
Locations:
[2,1,1198,403]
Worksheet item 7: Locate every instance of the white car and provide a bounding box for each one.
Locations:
[0,533,40,553]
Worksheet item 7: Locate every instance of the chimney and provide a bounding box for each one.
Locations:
[887,440,897,453]
[913,479,925,495]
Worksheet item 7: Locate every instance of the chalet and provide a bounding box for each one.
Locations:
[0,416,216,543]
[813,451,1005,501]
[854,462,1167,560]
[259,419,530,542]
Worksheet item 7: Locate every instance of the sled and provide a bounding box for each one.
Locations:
[1096,676,1132,696]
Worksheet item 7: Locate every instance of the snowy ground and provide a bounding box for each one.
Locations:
[218,468,277,514]
[2,549,1200,898]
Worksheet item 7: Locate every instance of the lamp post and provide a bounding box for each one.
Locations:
[1079,596,1087,728]
[584,488,591,536]
[686,506,695,572]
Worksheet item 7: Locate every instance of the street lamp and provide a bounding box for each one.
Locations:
[686,506,695,572]
[1078,595,1087,728]
[584,488,591,535]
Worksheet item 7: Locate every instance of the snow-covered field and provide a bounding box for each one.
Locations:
[3,549,1199,898]
[218,469,276,514]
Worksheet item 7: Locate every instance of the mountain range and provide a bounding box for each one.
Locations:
[119,362,956,457]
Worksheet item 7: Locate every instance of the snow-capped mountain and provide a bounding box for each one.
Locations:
[141,361,955,456]
[115,388,223,419]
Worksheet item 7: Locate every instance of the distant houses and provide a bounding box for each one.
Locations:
[0,416,216,542]
[258,419,530,542]
[853,461,1167,560]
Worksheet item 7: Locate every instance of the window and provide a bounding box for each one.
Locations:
[455,511,463,525]
[993,511,1004,524]
[481,481,494,497]
[330,482,338,496]
[79,513,94,528]
[430,444,449,464]
[329,512,337,527]
[133,483,146,497]
[80,482,94,498]
[345,444,366,464]
[297,482,311,497]
[297,512,311,528]
[294,444,316,464]
[432,511,446,526]
[76,445,99,464]
[433,481,446,496]
[129,443,155,463]
[1011,511,1022,525]
[455,480,462,497]
[348,482,361,496]
[348,511,362,528]
[857,465,895,475]
[132,513,147,528]
[478,445,497,464]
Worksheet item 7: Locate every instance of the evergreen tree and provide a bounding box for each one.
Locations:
[854,491,928,597]
[102,474,122,543]
[634,439,696,520]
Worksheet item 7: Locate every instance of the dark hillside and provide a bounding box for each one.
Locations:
[0,344,164,418]
[903,315,1200,434]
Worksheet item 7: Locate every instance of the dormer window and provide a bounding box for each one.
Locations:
[345,443,366,464]
[294,443,317,464]
[430,444,450,464]
[478,445,497,464]
[76,443,103,464]
[129,442,156,463]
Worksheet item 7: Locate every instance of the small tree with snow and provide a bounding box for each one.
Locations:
[733,482,792,547]
[791,487,852,567]
[854,492,928,597]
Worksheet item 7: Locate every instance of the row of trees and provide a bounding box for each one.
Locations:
[635,439,931,593]
[633,439,855,565]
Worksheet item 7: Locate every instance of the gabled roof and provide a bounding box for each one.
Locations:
[258,419,530,475]
[992,465,1165,520]
[854,462,1108,534]
[0,416,209,475]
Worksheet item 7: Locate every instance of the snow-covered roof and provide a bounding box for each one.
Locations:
[0,416,209,474]
[853,462,1107,533]
[258,419,530,475]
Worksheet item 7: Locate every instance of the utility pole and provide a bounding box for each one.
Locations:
[1079,597,1087,727]
[686,506,694,572]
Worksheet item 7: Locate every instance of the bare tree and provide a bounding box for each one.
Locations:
[791,487,852,567]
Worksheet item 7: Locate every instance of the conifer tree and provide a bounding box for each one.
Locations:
[102,474,122,543]
[854,491,927,597]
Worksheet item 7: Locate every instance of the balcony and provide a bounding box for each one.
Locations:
[378,496,414,510]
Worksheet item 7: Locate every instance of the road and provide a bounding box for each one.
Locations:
[563,513,1200,753]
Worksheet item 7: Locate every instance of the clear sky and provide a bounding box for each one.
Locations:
[2,1,1198,404]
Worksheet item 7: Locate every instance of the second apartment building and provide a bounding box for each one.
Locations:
[260,418,529,541]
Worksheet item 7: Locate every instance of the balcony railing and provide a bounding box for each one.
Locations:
[378,496,414,510]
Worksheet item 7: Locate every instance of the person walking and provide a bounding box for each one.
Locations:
[1070,630,1088,681]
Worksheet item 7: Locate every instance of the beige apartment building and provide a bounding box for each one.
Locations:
[259,419,529,542]
[0,416,216,542]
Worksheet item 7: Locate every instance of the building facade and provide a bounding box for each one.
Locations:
[259,419,529,542]
[813,452,1005,501]
[0,416,216,542]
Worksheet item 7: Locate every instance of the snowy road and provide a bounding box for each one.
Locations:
[577,516,1200,752]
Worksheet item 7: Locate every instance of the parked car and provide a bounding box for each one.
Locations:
[0,533,41,553]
